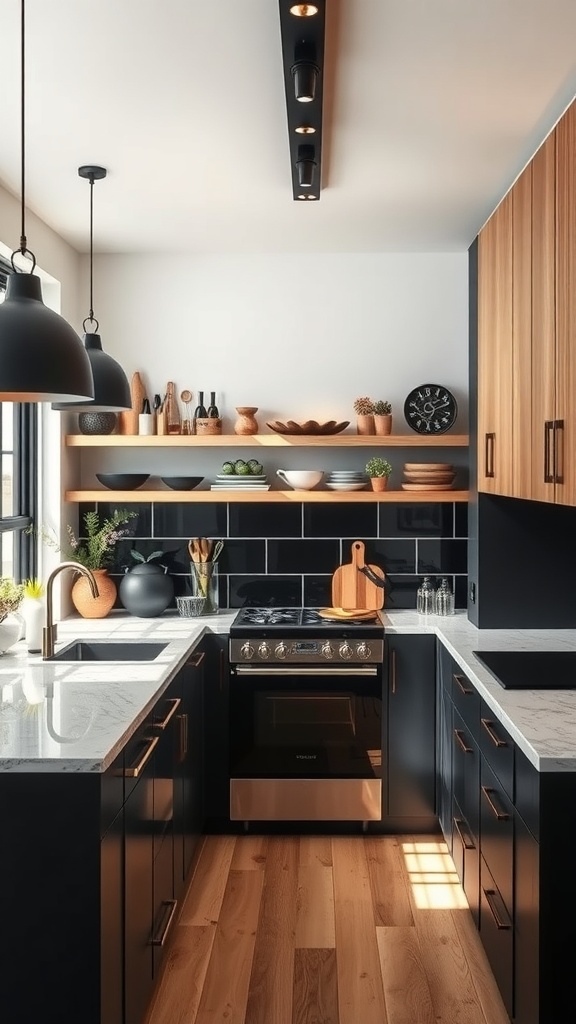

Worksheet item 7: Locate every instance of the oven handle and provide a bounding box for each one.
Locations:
[234,665,379,677]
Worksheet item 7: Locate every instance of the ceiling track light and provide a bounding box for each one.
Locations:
[0,0,94,402]
[52,166,131,413]
[278,0,326,200]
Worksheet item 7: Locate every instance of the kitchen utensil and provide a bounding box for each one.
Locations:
[276,469,324,489]
[176,595,206,617]
[165,382,181,434]
[318,607,378,621]
[188,539,200,563]
[118,371,144,435]
[180,389,193,434]
[331,540,386,610]
[200,538,213,561]
[266,419,349,435]
[211,540,224,563]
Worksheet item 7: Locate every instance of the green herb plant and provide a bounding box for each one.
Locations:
[0,578,25,621]
[365,456,392,478]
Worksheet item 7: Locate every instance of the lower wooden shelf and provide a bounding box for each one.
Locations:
[65,489,469,504]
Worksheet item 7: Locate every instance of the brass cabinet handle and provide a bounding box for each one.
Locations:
[544,420,554,482]
[151,900,178,946]
[124,735,159,778]
[554,419,564,484]
[178,712,189,763]
[481,785,510,821]
[485,432,495,478]
[483,888,511,930]
[454,728,473,754]
[391,647,397,695]
[453,673,473,695]
[481,717,507,748]
[153,697,182,730]
[187,651,205,668]
[453,816,476,851]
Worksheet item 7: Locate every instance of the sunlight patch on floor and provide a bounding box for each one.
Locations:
[402,840,469,910]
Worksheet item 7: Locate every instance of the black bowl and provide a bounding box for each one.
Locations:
[96,473,150,490]
[161,476,204,491]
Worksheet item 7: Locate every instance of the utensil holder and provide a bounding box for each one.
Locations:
[189,561,219,615]
[195,418,222,435]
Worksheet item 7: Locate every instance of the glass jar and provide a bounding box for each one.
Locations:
[416,576,435,614]
[435,577,455,616]
[189,561,219,615]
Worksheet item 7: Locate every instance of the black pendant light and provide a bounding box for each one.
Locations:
[0,0,94,403]
[52,166,130,412]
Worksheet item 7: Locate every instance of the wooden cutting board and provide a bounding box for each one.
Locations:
[118,371,144,435]
[331,540,385,611]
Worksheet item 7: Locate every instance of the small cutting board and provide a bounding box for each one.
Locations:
[331,540,385,611]
[118,371,144,435]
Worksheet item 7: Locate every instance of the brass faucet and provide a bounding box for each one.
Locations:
[42,561,99,659]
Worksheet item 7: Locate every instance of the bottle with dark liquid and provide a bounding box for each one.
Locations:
[194,391,207,419]
[207,392,219,418]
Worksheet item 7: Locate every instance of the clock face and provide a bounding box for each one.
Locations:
[404,384,458,435]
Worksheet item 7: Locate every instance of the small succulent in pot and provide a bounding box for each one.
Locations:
[365,456,392,492]
[353,396,375,415]
[373,400,391,415]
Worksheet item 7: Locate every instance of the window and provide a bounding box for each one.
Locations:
[0,257,38,580]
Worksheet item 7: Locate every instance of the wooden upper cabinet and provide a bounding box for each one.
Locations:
[531,129,556,504]
[511,162,533,500]
[477,191,513,495]
[555,100,576,506]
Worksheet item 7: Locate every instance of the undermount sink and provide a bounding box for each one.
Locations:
[47,641,168,663]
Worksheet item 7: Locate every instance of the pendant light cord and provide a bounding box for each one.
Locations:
[12,0,35,273]
[82,171,99,333]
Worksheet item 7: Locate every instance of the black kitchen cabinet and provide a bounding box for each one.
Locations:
[174,647,205,892]
[436,641,453,846]
[202,631,230,827]
[124,727,156,1024]
[451,704,480,924]
[385,634,436,825]
[514,811,539,1024]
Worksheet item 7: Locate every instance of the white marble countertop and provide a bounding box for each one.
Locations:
[2,608,576,773]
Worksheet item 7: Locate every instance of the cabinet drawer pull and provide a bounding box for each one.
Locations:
[391,647,397,695]
[154,697,182,730]
[453,673,473,695]
[544,420,554,483]
[124,735,159,777]
[554,419,564,484]
[481,717,507,748]
[483,888,511,930]
[454,728,473,754]
[151,899,178,946]
[187,651,205,669]
[485,432,495,478]
[453,816,476,851]
[178,713,189,763]
[481,785,509,821]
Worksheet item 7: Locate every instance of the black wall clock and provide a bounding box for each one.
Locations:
[403,383,458,434]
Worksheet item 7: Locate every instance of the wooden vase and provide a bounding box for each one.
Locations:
[71,569,117,619]
[370,477,389,492]
[356,414,375,435]
[374,414,392,436]
[234,407,259,435]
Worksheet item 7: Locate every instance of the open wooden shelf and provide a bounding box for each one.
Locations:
[65,433,469,448]
[65,489,470,504]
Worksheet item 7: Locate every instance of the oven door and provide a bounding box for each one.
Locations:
[229,664,383,821]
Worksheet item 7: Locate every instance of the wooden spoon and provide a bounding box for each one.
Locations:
[188,539,200,562]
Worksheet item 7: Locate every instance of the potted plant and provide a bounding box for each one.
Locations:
[365,456,393,492]
[0,577,24,653]
[119,549,174,618]
[353,396,375,435]
[373,400,392,436]
[21,577,45,653]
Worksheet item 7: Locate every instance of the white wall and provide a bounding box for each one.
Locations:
[89,252,469,432]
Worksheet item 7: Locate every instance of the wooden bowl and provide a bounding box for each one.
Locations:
[266,419,350,436]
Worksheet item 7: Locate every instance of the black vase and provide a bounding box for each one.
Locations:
[119,563,174,617]
[78,411,117,435]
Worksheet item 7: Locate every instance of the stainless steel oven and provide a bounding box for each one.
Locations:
[228,608,384,822]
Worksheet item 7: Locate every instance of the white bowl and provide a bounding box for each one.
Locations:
[277,469,324,490]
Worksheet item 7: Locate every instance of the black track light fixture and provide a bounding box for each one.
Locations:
[52,166,131,413]
[0,0,94,403]
[291,58,319,103]
[278,1,326,200]
[296,145,317,188]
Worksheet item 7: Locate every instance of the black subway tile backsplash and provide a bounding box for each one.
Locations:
[268,539,340,575]
[384,575,421,609]
[228,575,302,608]
[217,539,266,575]
[418,538,468,575]
[153,503,227,539]
[79,502,152,538]
[379,502,453,538]
[455,502,468,537]
[229,503,302,538]
[304,502,377,539]
[304,576,333,607]
[348,538,416,576]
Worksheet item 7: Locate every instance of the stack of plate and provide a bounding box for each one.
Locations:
[401,463,455,491]
[211,473,271,491]
[325,471,368,492]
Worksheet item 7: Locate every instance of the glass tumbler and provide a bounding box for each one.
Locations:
[416,576,435,614]
[435,577,455,616]
[189,561,219,615]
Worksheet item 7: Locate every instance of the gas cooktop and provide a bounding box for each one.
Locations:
[229,607,384,664]
[231,607,382,631]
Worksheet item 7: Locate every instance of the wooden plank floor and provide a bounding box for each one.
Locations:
[146,835,510,1024]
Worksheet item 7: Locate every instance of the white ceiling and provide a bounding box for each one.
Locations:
[0,0,575,255]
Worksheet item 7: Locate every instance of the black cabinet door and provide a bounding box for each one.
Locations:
[174,647,206,894]
[202,633,230,825]
[436,646,453,846]
[124,734,156,1024]
[101,810,123,1024]
[386,634,436,819]
[514,813,540,1024]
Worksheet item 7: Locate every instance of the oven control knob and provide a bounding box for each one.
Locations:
[339,642,353,660]
[321,642,334,660]
[356,642,372,660]
[240,642,255,660]
[275,642,289,660]
[258,642,271,660]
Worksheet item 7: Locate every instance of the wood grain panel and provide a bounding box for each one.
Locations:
[179,835,236,926]
[365,837,414,927]
[531,128,557,503]
[511,162,533,499]
[195,869,263,1024]
[295,866,336,948]
[230,835,268,871]
[244,837,299,1024]
[451,908,511,1024]
[555,99,576,506]
[299,836,333,867]
[292,949,339,1024]
[65,488,470,504]
[332,837,388,1024]
[376,926,435,1024]
[410,908,487,1024]
[146,925,215,1024]
[66,433,470,447]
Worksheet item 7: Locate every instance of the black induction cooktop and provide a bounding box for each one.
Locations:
[473,650,576,690]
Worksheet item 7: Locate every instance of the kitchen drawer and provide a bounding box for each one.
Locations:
[480,855,513,1019]
[515,746,540,841]
[451,663,480,738]
[480,760,514,916]
[452,799,480,926]
[479,699,514,801]
[452,707,480,841]
[100,747,124,837]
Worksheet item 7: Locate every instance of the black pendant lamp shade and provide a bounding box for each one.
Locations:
[0,0,94,403]
[52,165,130,411]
